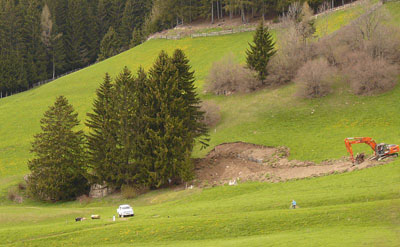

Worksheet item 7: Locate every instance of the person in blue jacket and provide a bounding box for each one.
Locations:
[292,200,297,209]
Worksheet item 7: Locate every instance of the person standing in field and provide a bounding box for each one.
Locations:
[292,200,297,209]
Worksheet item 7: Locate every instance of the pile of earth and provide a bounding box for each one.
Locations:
[193,142,389,187]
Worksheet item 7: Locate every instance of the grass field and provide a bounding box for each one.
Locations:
[1,161,400,246]
[0,1,400,246]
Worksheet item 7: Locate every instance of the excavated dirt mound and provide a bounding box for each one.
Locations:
[193,142,391,187]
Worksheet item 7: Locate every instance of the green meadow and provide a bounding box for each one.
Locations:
[0,1,399,246]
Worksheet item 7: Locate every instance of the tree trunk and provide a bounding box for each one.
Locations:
[211,1,214,24]
[262,2,265,21]
[189,0,192,23]
[241,4,246,23]
[221,1,223,18]
[217,0,220,19]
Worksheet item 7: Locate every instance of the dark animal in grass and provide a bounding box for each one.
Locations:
[75,217,86,222]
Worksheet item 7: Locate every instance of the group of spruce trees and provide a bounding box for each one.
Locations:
[0,0,151,97]
[27,50,207,201]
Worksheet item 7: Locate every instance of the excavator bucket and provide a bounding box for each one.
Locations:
[355,153,365,164]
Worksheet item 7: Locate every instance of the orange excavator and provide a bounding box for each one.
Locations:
[344,137,399,164]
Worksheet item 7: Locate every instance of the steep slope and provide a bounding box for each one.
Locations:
[0,2,375,182]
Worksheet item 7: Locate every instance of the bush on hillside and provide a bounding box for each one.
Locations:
[8,187,23,203]
[325,10,400,66]
[347,56,398,95]
[77,194,92,204]
[365,25,400,64]
[206,53,261,95]
[295,58,337,98]
[121,185,137,199]
[200,101,221,128]
[266,24,314,85]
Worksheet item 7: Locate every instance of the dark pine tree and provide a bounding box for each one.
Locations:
[120,0,149,49]
[86,73,118,186]
[130,28,144,48]
[97,0,113,40]
[112,67,145,188]
[246,20,276,84]
[22,0,48,87]
[98,26,120,61]
[65,0,89,69]
[143,50,208,187]
[27,96,89,201]
[171,49,208,148]
[171,49,209,181]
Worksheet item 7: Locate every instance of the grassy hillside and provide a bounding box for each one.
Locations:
[0,1,399,246]
[0,0,376,181]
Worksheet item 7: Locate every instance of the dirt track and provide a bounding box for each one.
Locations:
[193,142,390,187]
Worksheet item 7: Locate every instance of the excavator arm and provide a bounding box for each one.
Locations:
[344,137,377,163]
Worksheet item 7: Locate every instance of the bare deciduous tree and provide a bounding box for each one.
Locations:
[207,53,260,95]
[295,58,337,98]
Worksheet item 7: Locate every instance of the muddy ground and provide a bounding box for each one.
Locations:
[193,142,390,187]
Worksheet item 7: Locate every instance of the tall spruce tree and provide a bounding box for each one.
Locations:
[86,73,118,185]
[65,0,89,69]
[112,67,142,187]
[22,0,48,87]
[130,28,144,48]
[143,50,208,187]
[246,20,276,84]
[87,68,150,188]
[27,96,88,201]
[171,49,208,148]
[120,0,137,48]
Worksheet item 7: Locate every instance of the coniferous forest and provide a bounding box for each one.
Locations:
[0,0,350,97]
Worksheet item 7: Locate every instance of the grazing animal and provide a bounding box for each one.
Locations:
[75,217,86,222]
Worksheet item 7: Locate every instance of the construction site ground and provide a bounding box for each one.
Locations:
[193,142,390,187]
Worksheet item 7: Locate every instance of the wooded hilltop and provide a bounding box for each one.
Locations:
[0,0,353,97]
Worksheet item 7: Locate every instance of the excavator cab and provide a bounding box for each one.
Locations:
[376,143,387,156]
[376,143,399,159]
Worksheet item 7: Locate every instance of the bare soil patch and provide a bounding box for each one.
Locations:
[193,142,390,187]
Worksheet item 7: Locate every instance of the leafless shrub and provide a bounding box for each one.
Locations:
[77,194,92,204]
[7,188,17,201]
[355,7,390,41]
[317,1,331,14]
[295,58,337,98]
[121,185,138,199]
[329,9,400,64]
[346,56,398,95]
[8,188,23,203]
[200,101,221,128]
[333,48,370,70]
[206,53,260,95]
[267,26,314,85]
[366,25,400,64]
[280,2,302,27]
